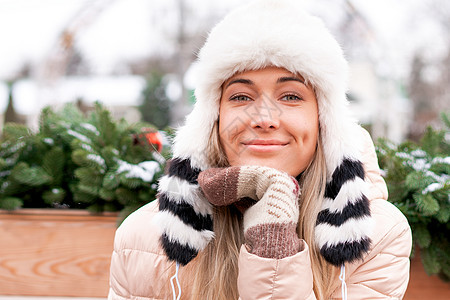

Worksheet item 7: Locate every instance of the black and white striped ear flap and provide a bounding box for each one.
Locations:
[315,157,372,266]
[154,154,372,268]
[153,157,214,266]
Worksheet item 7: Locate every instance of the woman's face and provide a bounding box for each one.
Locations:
[218,66,319,177]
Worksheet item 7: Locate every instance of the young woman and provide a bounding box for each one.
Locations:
[108,1,412,299]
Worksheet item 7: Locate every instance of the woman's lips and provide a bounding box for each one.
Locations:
[242,139,288,152]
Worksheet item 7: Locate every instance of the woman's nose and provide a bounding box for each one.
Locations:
[248,98,280,130]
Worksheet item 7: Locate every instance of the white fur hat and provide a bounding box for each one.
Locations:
[155,0,373,267]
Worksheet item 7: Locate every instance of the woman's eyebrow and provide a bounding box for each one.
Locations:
[277,76,305,84]
[225,78,254,88]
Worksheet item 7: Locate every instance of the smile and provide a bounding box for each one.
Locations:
[242,139,288,152]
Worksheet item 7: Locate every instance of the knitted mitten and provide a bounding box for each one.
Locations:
[198,166,301,259]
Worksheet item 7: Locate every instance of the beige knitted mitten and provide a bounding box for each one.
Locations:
[198,166,301,259]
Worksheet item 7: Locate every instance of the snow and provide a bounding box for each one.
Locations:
[394,152,447,173]
[7,141,26,155]
[396,152,412,160]
[425,171,449,184]
[432,157,450,165]
[5,158,15,166]
[395,151,449,189]
[67,129,92,143]
[411,159,429,172]
[139,161,161,173]
[116,159,160,182]
[86,154,106,170]
[81,143,95,152]
[0,170,11,178]
[43,138,54,145]
[80,123,100,135]
[411,149,426,157]
[59,121,70,129]
[422,182,444,195]
[377,147,387,155]
[1,181,9,190]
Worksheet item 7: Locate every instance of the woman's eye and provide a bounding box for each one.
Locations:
[281,94,302,101]
[230,95,251,102]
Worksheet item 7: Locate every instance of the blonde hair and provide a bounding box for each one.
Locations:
[177,121,340,299]
[298,135,340,299]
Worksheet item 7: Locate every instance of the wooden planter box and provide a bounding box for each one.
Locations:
[404,251,450,299]
[2,209,448,298]
[0,209,118,297]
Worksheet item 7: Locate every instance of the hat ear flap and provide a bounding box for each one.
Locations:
[154,158,214,266]
[315,157,373,266]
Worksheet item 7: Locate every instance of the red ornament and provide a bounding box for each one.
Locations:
[133,129,163,152]
[144,131,163,152]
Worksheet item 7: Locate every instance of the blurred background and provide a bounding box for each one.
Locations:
[0,0,449,299]
[0,0,448,142]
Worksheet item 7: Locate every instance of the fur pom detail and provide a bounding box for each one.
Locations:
[154,158,214,265]
[316,158,373,266]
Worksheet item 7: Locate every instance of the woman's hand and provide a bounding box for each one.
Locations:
[198,166,302,258]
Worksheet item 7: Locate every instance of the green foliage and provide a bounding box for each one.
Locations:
[0,197,22,210]
[0,102,166,222]
[139,71,171,129]
[376,114,449,281]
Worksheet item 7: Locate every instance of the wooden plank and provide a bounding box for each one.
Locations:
[0,210,117,297]
[3,210,448,298]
